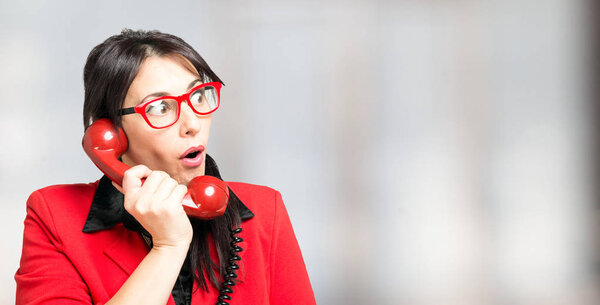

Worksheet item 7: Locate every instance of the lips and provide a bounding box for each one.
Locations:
[180,145,205,167]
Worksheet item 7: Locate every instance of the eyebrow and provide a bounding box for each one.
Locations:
[138,78,203,105]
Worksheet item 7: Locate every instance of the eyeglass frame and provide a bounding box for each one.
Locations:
[118,82,222,129]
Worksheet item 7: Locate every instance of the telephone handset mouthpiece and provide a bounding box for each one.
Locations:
[82,118,228,219]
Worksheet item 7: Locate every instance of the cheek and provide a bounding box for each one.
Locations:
[204,118,213,137]
[122,122,170,164]
[125,136,176,170]
[134,134,173,158]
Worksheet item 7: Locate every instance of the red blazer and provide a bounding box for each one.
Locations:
[15,181,315,305]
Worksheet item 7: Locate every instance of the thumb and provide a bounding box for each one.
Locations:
[112,181,124,194]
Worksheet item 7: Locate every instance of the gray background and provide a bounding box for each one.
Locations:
[1,0,597,304]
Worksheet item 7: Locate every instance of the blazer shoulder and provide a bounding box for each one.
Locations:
[226,181,282,213]
[26,181,100,224]
[226,181,278,194]
[29,181,99,205]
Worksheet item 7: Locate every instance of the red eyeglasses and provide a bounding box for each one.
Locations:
[119,82,222,129]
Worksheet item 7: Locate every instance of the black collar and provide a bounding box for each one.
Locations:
[82,154,254,234]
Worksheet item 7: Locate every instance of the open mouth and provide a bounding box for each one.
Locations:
[180,145,205,167]
[184,151,200,159]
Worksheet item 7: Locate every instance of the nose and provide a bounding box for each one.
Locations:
[178,101,202,136]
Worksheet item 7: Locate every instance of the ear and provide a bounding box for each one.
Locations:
[117,118,136,167]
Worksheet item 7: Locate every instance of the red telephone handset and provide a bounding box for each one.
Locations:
[82,118,228,219]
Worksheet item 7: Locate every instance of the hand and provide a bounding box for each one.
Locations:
[113,165,193,249]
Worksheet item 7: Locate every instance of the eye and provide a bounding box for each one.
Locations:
[189,88,205,106]
[145,100,173,116]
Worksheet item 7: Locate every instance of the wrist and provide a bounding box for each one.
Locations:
[151,231,193,250]
[151,240,191,256]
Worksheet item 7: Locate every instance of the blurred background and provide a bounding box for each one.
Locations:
[1,0,598,304]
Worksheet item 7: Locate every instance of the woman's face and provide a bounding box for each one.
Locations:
[120,55,212,185]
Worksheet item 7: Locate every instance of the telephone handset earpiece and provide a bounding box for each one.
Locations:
[82,118,228,219]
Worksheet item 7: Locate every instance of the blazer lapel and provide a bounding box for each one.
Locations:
[102,226,177,305]
[103,226,149,275]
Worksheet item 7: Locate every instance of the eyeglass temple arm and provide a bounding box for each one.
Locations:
[119,107,136,116]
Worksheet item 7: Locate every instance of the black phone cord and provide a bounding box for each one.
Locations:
[216,227,244,305]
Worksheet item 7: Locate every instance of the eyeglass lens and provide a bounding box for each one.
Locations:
[144,85,219,128]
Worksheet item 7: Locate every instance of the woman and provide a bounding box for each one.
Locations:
[15,29,315,305]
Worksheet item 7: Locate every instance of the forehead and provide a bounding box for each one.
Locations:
[124,55,200,105]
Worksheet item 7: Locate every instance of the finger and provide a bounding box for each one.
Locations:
[163,184,188,215]
[129,191,154,216]
[111,181,124,194]
[122,165,152,194]
[154,177,178,201]
[140,171,169,195]
[169,184,188,205]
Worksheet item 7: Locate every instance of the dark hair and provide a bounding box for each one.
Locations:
[82,29,240,291]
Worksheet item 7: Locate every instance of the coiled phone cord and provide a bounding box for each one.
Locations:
[216,227,244,305]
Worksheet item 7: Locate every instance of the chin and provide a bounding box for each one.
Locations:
[180,167,206,185]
